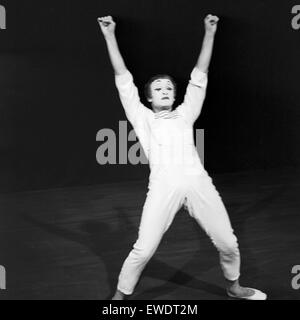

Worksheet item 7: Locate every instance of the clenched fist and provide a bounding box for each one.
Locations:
[97,16,116,38]
[204,14,219,35]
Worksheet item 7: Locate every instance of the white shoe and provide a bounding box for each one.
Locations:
[227,288,267,300]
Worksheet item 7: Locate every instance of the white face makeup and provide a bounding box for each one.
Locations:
[149,78,175,111]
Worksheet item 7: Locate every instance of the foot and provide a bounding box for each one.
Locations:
[227,285,256,298]
[111,290,125,300]
[226,280,267,300]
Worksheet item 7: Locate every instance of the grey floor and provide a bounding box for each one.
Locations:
[0,167,299,300]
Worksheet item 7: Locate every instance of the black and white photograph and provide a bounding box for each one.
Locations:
[0,0,300,303]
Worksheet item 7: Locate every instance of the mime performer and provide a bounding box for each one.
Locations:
[97,14,267,300]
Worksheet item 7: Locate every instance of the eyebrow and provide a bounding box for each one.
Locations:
[153,81,173,86]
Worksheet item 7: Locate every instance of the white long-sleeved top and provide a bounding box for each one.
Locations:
[115,67,208,180]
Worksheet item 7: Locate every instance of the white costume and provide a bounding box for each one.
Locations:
[115,67,240,295]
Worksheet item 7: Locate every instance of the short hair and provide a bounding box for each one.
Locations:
[144,74,177,101]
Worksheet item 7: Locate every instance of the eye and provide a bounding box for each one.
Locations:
[167,87,173,90]
[155,88,161,91]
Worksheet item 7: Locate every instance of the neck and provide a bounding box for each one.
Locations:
[152,106,172,113]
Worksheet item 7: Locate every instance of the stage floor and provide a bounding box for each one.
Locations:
[1,167,300,300]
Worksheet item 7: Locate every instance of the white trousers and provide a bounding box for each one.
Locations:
[117,168,240,295]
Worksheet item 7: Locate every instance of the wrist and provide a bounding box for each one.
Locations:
[204,30,216,38]
[104,33,116,42]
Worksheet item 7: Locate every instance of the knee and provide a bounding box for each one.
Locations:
[130,244,156,263]
[217,235,240,256]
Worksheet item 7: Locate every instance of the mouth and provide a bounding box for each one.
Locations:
[162,97,169,100]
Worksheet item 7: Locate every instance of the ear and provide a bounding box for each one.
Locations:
[148,98,152,102]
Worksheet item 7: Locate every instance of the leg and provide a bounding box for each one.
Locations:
[185,170,266,299]
[186,171,240,281]
[114,177,185,298]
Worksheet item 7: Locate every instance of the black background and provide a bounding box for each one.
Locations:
[0,0,299,192]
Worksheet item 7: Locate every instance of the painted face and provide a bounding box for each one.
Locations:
[149,78,175,111]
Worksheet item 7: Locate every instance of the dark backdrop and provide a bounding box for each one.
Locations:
[0,0,299,192]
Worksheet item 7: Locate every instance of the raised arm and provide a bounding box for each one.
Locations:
[97,15,149,126]
[178,14,219,123]
[196,14,219,73]
[97,16,127,76]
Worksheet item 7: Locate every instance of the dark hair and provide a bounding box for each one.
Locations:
[144,74,177,101]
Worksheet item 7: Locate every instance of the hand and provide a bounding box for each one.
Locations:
[204,14,219,35]
[97,16,116,38]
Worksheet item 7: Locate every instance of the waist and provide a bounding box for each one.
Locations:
[149,157,204,177]
[149,144,199,165]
